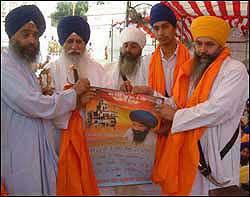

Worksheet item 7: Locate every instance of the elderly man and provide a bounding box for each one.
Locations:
[47,16,105,195]
[47,15,107,133]
[48,16,105,92]
[1,5,89,195]
[105,26,147,91]
[153,16,249,195]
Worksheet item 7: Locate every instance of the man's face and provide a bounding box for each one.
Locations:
[121,41,141,58]
[191,37,222,80]
[10,22,40,63]
[63,33,86,64]
[152,21,176,46]
[194,37,222,64]
[240,147,249,166]
[131,121,150,144]
[119,41,142,76]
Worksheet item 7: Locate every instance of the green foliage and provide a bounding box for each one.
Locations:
[50,1,88,27]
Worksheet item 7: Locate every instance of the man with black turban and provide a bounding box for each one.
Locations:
[1,5,90,195]
[124,110,158,146]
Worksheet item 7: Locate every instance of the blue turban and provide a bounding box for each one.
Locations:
[129,110,158,129]
[57,16,90,46]
[150,3,177,27]
[5,5,46,39]
[241,142,249,151]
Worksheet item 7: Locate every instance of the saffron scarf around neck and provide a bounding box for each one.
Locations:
[148,43,190,96]
[148,43,190,181]
[57,84,99,196]
[153,47,230,195]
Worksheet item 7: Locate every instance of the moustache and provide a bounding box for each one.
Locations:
[68,50,81,56]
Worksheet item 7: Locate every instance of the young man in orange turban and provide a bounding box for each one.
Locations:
[154,16,249,195]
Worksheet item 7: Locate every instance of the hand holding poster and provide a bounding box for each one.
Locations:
[85,87,165,187]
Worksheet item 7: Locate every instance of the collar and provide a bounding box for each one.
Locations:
[160,44,178,59]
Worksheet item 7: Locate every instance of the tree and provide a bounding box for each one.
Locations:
[50,1,88,27]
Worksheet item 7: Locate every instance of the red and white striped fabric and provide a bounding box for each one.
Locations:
[161,1,249,41]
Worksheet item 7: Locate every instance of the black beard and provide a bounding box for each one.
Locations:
[118,51,141,76]
[10,40,40,63]
[240,156,249,166]
[132,129,149,144]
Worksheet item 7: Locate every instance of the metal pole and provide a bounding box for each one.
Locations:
[111,20,114,62]
[181,16,184,43]
[72,2,76,16]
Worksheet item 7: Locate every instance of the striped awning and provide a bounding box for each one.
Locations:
[161,1,249,41]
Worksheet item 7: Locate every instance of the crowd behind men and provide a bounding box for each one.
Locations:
[1,2,249,196]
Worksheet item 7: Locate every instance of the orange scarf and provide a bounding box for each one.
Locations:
[148,43,190,177]
[1,182,7,196]
[57,85,99,196]
[151,48,230,195]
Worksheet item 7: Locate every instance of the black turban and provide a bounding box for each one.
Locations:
[129,110,158,129]
[150,3,177,27]
[5,5,46,38]
[57,16,90,46]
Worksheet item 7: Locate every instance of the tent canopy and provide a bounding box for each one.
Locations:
[124,1,249,42]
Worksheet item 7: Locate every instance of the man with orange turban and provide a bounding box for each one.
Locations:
[153,16,249,195]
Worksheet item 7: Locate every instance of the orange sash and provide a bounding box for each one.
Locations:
[1,182,7,196]
[57,85,99,196]
[148,43,190,179]
[151,48,230,195]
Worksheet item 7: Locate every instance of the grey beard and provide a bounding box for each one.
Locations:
[65,53,81,65]
[191,50,221,85]
[118,52,140,76]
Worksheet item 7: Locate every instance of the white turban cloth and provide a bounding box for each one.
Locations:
[120,26,146,49]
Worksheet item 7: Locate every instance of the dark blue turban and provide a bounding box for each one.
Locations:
[5,5,46,39]
[241,142,249,151]
[129,110,158,129]
[150,3,177,27]
[57,16,90,46]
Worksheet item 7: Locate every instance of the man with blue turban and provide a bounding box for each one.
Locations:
[131,2,190,98]
[47,16,105,95]
[46,16,108,195]
[124,110,158,146]
[1,5,90,195]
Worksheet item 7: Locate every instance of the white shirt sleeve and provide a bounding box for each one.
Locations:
[2,64,77,119]
[171,64,249,133]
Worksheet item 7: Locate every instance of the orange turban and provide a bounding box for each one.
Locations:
[191,16,231,47]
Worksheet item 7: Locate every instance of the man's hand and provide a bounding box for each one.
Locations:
[42,87,54,96]
[79,88,97,109]
[155,104,177,121]
[132,86,154,95]
[73,78,90,95]
[120,81,133,93]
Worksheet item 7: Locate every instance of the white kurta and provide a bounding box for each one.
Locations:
[171,56,249,195]
[104,56,148,89]
[47,51,107,153]
[1,48,77,195]
[47,51,106,92]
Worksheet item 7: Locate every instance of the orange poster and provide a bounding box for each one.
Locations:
[85,87,164,187]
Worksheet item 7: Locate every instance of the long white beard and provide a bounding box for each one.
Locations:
[61,50,93,79]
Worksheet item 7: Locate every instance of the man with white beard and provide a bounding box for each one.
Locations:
[48,16,105,93]
[47,16,107,151]
[105,26,148,91]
